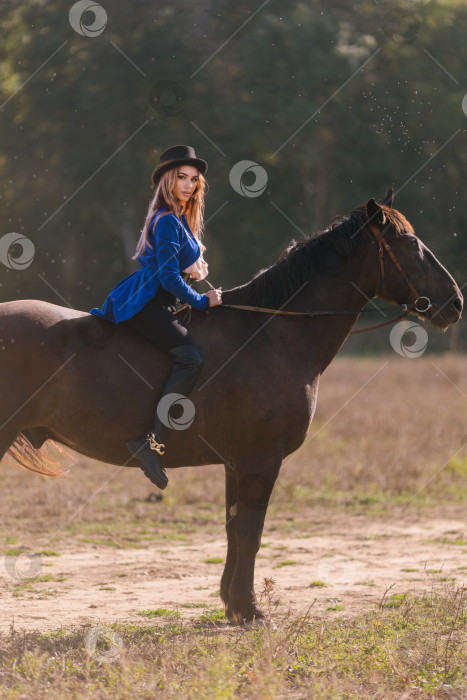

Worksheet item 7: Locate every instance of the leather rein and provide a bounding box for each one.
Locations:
[175,222,432,335]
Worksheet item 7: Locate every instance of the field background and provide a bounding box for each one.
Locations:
[1,354,467,698]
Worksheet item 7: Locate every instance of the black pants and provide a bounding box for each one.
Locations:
[123,285,197,354]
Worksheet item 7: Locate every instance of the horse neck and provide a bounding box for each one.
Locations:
[295,251,377,374]
[221,239,378,376]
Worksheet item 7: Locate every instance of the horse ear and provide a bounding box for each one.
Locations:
[380,187,394,207]
[366,197,386,225]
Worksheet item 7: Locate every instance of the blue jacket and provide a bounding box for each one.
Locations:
[89,209,209,322]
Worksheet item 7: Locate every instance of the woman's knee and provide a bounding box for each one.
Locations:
[170,342,204,371]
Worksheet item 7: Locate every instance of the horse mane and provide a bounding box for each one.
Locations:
[224,203,412,308]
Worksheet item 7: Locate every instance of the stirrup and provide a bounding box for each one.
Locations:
[146,432,165,455]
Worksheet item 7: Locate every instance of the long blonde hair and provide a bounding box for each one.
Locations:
[132,166,207,260]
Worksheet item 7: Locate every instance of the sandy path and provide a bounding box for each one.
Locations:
[1,510,466,631]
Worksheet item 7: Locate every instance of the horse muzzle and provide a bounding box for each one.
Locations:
[427,293,463,329]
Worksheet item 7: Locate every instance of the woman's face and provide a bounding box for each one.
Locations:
[173,165,200,205]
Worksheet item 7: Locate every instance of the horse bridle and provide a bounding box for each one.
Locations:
[368,221,432,315]
[175,219,433,333]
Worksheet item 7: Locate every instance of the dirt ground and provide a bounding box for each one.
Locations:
[2,507,467,631]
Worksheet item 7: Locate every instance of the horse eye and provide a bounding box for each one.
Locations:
[408,238,418,248]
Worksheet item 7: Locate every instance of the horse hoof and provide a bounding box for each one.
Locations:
[232,611,276,628]
[242,615,276,630]
[242,617,265,629]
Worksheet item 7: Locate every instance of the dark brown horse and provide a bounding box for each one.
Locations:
[0,193,463,624]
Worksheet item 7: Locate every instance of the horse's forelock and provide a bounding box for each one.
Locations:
[348,202,415,238]
[382,206,415,236]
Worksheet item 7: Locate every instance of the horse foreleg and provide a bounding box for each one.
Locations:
[220,463,238,622]
[229,458,281,626]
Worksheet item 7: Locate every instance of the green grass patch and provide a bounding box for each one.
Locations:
[136,608,181,619]
[199,608,226,623]
[273,560,298,568]
[4,535,18,545]
[383,593,406,609]
[79,537,123,548]
[4,547,26,556]
[432,538,467,546]
[180,602,207,608]
[39,549,61,557]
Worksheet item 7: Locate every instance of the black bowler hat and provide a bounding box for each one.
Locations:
[151,145,208,188]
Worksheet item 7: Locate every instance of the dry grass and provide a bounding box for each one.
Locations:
[0,580,466,698]
[284,353,467,496]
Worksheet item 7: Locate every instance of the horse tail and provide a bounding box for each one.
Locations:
[3,434,70,477]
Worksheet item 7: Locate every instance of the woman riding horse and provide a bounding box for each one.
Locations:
[89,145,223,489]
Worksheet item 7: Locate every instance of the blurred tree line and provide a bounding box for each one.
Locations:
[0,0,465,353]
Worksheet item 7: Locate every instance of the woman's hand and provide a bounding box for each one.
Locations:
[205,287,222,307]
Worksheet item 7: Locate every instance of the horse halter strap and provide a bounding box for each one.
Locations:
[368,222,432,314]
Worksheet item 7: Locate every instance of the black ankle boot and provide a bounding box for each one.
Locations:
[126,434,168,490]
[127,343,204,489]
